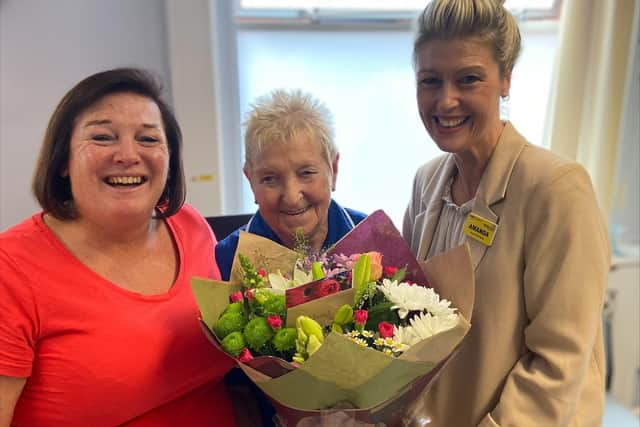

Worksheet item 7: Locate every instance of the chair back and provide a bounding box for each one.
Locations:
[205,214,253,241]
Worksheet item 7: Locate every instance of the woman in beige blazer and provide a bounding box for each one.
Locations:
[403,1,609,426]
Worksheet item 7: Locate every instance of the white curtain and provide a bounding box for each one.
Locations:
[543,0,639,218]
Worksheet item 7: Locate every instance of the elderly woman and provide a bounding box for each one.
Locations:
[0,69,236,426]
[215,89,367,280]
[214,89,366,427]
[403,1,609,426]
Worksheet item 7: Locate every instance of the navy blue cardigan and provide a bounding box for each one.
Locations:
[215,199,366,280]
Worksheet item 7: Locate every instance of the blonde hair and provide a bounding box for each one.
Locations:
[413,0,521,76]
[243,89,337,171]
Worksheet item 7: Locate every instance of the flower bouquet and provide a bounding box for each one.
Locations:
[192,210,474,426]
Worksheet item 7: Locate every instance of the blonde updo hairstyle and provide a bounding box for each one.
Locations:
[413,0,522,77]
[243,89,337,174]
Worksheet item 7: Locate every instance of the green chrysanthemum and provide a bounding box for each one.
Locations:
[262,294,286,318]
[223,302,244,315]
[243,317,274,352]
[221,331,246,357]
[272,327,297,353]
[214,312,246,339]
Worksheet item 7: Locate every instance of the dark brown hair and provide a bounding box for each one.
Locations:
[32,68,185,219]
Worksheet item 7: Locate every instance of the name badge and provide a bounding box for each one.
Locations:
[463,212,498,246]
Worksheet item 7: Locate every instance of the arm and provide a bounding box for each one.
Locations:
[481,165,609,426]
[0,376,26,427]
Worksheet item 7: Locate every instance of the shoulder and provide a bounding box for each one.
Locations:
[169,203,208,228]
[344,207,367,224]
[412,154,450,189]
[1,213,50,259]
[515,144,592,193]
[167,203,213,237]
[215,228,241,254]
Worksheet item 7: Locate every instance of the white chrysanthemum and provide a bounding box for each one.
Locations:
[392,325,416,351]
[377,279,457,319]
[409,311,459,341]
[354,338,368,347]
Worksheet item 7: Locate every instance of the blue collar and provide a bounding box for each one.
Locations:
[246,199,357,250]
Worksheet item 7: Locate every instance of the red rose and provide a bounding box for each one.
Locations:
[405,279,415,286]
[317,279,340,297]
[267,314,282,330]
[383,266,399,277]
[354,309,368,325]
[229,291,243,303]
[245,289,255,300]
[238,348,253,363]
[378,321,394,338]
[257,268,267,277]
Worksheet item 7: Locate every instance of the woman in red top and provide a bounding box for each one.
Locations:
[0,68,236,426]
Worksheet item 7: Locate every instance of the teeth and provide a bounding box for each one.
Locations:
[283,207,309,215]
[107,176,143,185]
[438,117,466,127]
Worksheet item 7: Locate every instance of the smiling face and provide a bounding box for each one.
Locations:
[415,38,510,160]
[245,135,337,250]
[65,92,169,227]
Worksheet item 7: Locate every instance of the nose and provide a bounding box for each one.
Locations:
[113,137,140,166]
[281,178,302,206]
[438,82,460,111]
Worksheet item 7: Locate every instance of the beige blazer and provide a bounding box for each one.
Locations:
[403,123,609,427]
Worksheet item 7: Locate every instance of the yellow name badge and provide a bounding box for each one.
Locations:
[463,212,498,246]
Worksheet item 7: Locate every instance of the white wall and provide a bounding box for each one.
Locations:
[0,0,173,230]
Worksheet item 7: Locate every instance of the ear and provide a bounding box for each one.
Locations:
[330,153,340,191]
[501,71,512,98]
[243,164,257,196]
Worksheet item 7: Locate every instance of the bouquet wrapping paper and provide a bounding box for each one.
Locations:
[192,210,474,426]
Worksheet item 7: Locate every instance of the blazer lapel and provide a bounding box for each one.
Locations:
[467,122,527,271]
[416,157,457,261]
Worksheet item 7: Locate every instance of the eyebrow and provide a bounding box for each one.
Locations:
[83,120,161,129]
[417,65,486,74]
[84,119,111,127]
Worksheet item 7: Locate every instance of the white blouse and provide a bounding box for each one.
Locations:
[426,175,475,259]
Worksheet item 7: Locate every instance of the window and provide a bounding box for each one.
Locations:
[219,1,561,226]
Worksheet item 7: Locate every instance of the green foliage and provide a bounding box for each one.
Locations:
[391,266,407,283]
[239,253,267,289]
[365,301,400,330]
[354,281,378,309]
[293,227,311,258]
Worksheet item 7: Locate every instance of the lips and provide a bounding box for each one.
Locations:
[104,175,147,186]
[434,116,469,128]
[280,206,311,216]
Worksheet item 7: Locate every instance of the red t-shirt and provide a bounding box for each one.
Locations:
[0,205,236,426]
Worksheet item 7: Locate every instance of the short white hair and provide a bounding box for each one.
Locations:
[243,89,337,171]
